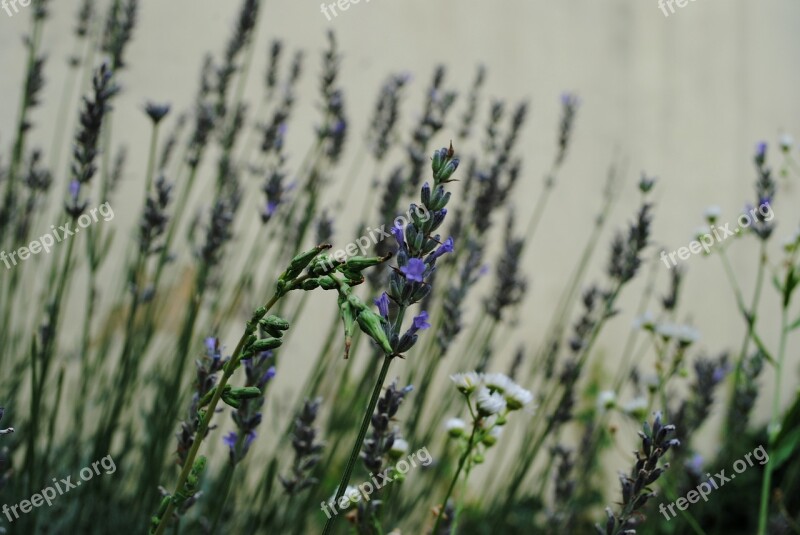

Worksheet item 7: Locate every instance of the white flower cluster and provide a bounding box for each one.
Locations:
[449,371,533,415]
[445,372,532,462]
[595,390,649,419]
[632,312,700,347]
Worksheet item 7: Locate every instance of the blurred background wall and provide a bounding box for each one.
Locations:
[1,0,798,448]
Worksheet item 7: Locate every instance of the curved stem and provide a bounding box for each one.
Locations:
[152,292,282,535]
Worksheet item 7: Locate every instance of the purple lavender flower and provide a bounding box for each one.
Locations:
[262,200,279,220]
[261,366,276,386]
[205,337,222,366]
[144,102,171,124]
[374,292,390,318]
[69,180,80,202]
[428,236,454,263]
[711,363,729,384]
[392,224,405,249]
[243,351,275,389]
[245,431,257,448]
[561,91,580,108]
[687,453,704,474]
[223,430,256,457]
[395,311,431,354]
[411,311,431,333]
[400,258,426,282]
[756,141,767,160]
[223,431,238,450]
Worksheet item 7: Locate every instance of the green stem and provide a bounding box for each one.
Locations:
[145,122,160,196]
[322,354,393,535]
[432,416,478,534]
[2,14,44,243]
[152,292,282,535]
[209,462,236,533]
[757,302,789,534]
[719,243,766,442]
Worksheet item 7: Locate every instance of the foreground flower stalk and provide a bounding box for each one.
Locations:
[322,145,459,535]
[151,243,329,534]
[432,372,532,533]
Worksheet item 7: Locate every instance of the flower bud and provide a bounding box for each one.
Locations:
[356,309,393,354]
[343,255,389,272]
[250,337,283,352]
[281,243,332,281]
[228,386,262,400]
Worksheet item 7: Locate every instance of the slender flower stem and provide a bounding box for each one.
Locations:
[757,302,789,534]
[322,354,393,535]
[48,35,87,175]
[719,243,767,442]
[209,457,237,533]
[432,413,478,535]
[144,122,160,196]
[2,14,44,242]
[152,291,282,535]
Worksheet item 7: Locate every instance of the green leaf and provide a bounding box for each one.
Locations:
[773,427,800,469]
[771,273,784,294]
[750,331,776,366]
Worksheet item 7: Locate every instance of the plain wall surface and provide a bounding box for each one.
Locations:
[1,0,798,444]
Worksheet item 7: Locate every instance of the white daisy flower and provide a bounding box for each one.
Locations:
[655,323,679,340]
[330,486,362,509]
[450,371,481,394]
[445,417,466,438]
[694,225,712,242]
[482,372,513,393]
[482,425,503,447]
[623,397,648,419]
[504,383,533,411]
[704,205,721,224]
[597,390,616,411]
[643,374,660,393]
[656,323,699,345]
[674,324,700,346]
[389,438,408,457]
[476,387,506,416]
[780,133,794,152]
[632,311,656,332]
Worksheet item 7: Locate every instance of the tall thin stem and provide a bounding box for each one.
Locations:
[152,292,282,535]
[432,420,478,534]
[757,301,789,534]
[322,354,393,535]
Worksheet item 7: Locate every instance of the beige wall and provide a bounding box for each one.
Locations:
[1,0,798,449]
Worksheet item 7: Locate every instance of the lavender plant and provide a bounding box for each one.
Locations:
[0,2,797,534]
